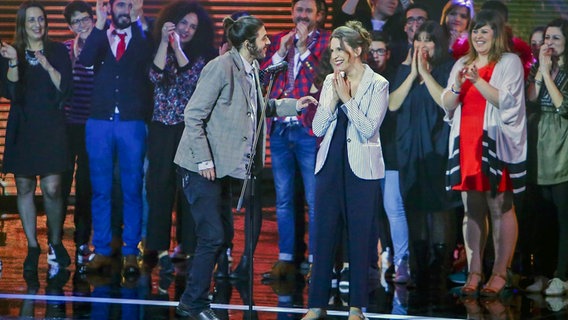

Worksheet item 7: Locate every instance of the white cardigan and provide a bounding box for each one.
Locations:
[441,53,527,194]
[313,65,389,180]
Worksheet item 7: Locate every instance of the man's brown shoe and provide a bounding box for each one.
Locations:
[261,260,296,281]
[85,254,112,273]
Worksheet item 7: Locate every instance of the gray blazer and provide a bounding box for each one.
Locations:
[313,65,389,180]
[174,48,298,178]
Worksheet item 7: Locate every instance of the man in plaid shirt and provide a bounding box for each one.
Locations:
[260,0,330,280]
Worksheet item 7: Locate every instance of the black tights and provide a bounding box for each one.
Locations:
[540,182,568,280]
[15,174,64,248]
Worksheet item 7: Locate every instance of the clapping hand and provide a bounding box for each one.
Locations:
[131,0,144,21]
[0,42,17,61]
[297,96,318,111]
[35,50,54,72]
[462,64,480,84]
[333,70,351,104]
[95,0,108,29]
[416,47,431,76]
[278,31,296,57]
[539,44,553,75]
[403,48,418,80]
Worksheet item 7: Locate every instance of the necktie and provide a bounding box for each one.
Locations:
[284,31,319,95]
[115,33,126,61]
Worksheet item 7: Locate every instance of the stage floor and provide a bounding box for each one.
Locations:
[0,207,566,320]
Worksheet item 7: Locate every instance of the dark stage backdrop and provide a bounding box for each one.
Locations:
[1,0,567,196]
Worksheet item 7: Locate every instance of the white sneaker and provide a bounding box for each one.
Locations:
[544,278,568,296]
[545,296,568,312]
[526,275,549,293]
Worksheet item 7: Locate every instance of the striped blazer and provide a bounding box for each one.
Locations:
[313,65,389,180]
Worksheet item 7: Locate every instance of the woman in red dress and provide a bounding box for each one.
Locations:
[441,9,527,297]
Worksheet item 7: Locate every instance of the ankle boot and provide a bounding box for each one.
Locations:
[50,243,71,267]
[24,246,41,273]
[229,255,250,279]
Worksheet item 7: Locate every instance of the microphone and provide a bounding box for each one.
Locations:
[263,61,288,74]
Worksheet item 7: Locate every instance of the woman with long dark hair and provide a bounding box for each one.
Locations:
[0,1,72,275]
[388,21,461,286]
[145,0,216,278]
[526,18,568,296]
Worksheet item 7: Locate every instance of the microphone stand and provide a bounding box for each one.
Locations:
[236,69,278,320]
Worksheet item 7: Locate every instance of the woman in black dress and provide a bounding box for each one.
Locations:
[0,1,72,275]
[388,21,461,284]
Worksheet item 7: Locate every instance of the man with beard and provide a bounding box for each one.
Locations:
[259,0,330,281]
[174,15,309,319]
[78,0,152,278]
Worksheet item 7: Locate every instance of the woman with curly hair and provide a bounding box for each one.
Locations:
[145,0,216,277]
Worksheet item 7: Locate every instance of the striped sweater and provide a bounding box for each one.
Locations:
[63,38,93,124]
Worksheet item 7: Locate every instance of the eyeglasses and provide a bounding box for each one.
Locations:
[370,48,387,56]
[405,17,426,26]
[70,16,92,26]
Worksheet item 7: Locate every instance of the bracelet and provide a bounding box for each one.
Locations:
[8,61,18,68]
[451,84,461,95]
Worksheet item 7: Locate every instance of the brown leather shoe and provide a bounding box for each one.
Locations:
[85,254,112,273]
[261,260,296,281]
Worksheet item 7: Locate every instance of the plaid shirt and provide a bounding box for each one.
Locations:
[261,28,330,100]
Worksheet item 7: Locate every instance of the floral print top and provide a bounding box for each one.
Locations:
[149,52,206,125]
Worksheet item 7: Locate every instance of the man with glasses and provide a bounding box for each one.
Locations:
[62,0,96,267]
[391,3,429,67]
[333,0,405,43]
[368,31,395,82]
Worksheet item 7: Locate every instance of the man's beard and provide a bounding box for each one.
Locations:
[248,42,265,60]
[112,13,131,29]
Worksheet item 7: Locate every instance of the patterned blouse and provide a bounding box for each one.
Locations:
[149,52,206,125]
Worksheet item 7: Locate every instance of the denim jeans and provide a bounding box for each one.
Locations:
[270,122,316,262]
[380,170,409,264]
[86,115,146,256]
[179,170,224,313]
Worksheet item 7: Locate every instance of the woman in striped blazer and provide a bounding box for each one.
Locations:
[300,20,389,320]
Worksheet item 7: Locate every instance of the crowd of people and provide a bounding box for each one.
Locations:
[0,0,567,319]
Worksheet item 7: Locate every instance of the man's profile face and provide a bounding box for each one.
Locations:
[111,0,132,29]
[292,0,318,32]
[248,26,271,60]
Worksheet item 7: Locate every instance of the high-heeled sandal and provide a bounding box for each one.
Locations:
[301,308,326,320]
[461,271,483,296]
[460,296,483,320]
[480,272,508,298]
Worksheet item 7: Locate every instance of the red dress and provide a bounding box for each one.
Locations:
[453,63,512,192]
